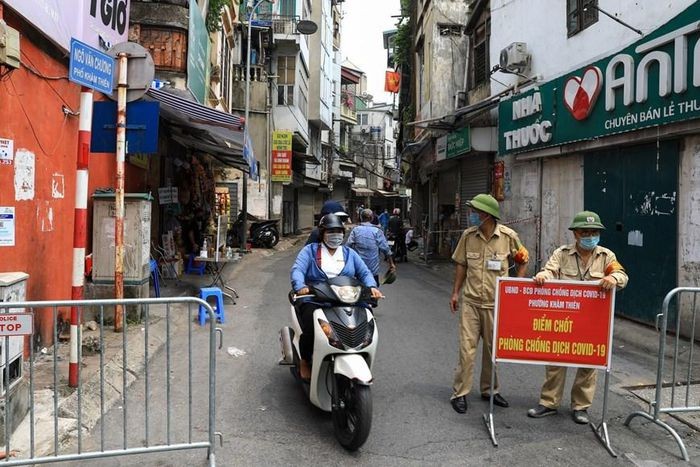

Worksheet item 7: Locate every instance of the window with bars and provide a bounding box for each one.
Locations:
[567,0,598,36]
[277,56,296,106]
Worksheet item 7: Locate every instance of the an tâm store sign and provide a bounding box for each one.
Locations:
[499,3,700,155]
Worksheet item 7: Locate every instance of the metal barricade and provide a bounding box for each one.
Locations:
[625,287,700,462]
[0,297,221,466]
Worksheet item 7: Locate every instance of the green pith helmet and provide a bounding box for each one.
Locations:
[466,193,500,219]
[382,269,397,285]
[568,211,606,230]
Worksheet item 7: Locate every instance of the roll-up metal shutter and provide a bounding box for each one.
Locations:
[438,169,458,205]
[459,154,490,228]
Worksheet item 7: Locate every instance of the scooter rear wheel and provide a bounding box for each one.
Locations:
[332,374,372,451]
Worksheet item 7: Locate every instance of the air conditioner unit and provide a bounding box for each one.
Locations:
[499,42,530,74]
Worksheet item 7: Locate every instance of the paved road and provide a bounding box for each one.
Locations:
[53,247,700,466]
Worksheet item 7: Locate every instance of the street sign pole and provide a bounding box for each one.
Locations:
[105,41,154,332]
[114,52,128,332]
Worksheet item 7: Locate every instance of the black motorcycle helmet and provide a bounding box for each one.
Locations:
[317,214,345,241]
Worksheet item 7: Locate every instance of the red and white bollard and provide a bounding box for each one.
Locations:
[69,88,92,388]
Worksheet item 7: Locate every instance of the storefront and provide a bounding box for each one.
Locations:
[497,2,700,324]
[145,87,248,266]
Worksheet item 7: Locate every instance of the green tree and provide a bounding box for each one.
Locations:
[207,0,232,33]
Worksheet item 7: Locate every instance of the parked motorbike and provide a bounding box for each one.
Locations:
[279,276,379,451]
[228,214,280,248]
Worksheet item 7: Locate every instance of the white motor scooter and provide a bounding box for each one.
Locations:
[279,276,379,451]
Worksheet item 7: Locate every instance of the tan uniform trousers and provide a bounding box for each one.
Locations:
[539,366,597,410]
[452,302,499,399]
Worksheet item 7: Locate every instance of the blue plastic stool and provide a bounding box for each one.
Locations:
[199,287,225,326]
[149,259,161,298]
[186,254,206,275]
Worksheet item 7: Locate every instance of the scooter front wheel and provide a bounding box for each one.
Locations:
[332,374,372,451]
[265,231,279,248]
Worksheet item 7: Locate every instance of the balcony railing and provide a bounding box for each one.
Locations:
[232,64,267,82]
[340,103,356,122]
[251,14,300,35]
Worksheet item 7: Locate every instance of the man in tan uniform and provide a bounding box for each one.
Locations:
[527,210,628,424]
[449,194,529,413]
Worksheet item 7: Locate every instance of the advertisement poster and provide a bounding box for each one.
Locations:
[271,130,293,183]
[0,207,16,246]
[493,278,615,369]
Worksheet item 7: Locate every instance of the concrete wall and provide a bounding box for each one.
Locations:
[414,0,469,121]
[0,9,145,346]
[272,43,309,142]
[679,136,700,287]
[229,79,269,218]
[308,0,333,129]
[539,154,584,262]
[499,157,540,272]
[489,0,695,92]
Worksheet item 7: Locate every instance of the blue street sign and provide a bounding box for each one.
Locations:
[91,101,160,154]
[69,38,115,94]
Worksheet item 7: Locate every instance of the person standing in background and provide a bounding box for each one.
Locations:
[347,209,396,285]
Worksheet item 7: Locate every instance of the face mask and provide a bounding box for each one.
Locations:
[579,235,600,251]
[324,233,344,248]
[469,213,482,227]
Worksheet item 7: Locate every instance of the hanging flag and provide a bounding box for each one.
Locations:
[384,70,400,93]
[243,128,259,181]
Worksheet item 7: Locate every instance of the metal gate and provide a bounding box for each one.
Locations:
[0,297,221,466]
[584,140,679,323]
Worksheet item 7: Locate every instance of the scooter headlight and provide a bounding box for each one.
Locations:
[318,319,343,350]
[359,319,376,349]
[330,285,362,304]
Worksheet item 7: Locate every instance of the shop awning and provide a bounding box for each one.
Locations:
[351,188,374,196]
[144,88,248,170]
[374,189,400,197]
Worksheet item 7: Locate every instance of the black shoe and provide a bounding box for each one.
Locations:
[527,404,557,418]
[481,393,509,408]
[572,409,589,424]
[450,396,467,414]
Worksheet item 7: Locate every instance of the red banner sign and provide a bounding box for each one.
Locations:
[493,278,615,369]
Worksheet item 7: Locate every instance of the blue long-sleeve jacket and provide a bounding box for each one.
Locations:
[290,243,377,292]
[346,223,392,275]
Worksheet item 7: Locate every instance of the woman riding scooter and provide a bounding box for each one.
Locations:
[290,214,383,380]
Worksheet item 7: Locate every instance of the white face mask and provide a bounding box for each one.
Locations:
[324,233,344,248]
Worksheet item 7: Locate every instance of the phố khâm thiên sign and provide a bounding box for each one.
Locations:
[493,278,615,370]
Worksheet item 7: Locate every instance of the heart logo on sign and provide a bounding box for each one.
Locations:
[563,66,603,121]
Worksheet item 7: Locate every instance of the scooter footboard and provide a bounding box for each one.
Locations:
[334,354,372,385]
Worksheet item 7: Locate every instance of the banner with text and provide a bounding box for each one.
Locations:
[493,278,615,369]
[271,130,293,183]
[498,2,700,155]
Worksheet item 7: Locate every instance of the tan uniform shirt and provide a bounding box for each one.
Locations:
[537,244,628,288]
[452,224,529,307]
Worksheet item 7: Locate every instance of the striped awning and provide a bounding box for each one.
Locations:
[146,88,244,130]
[144,87,247,169]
